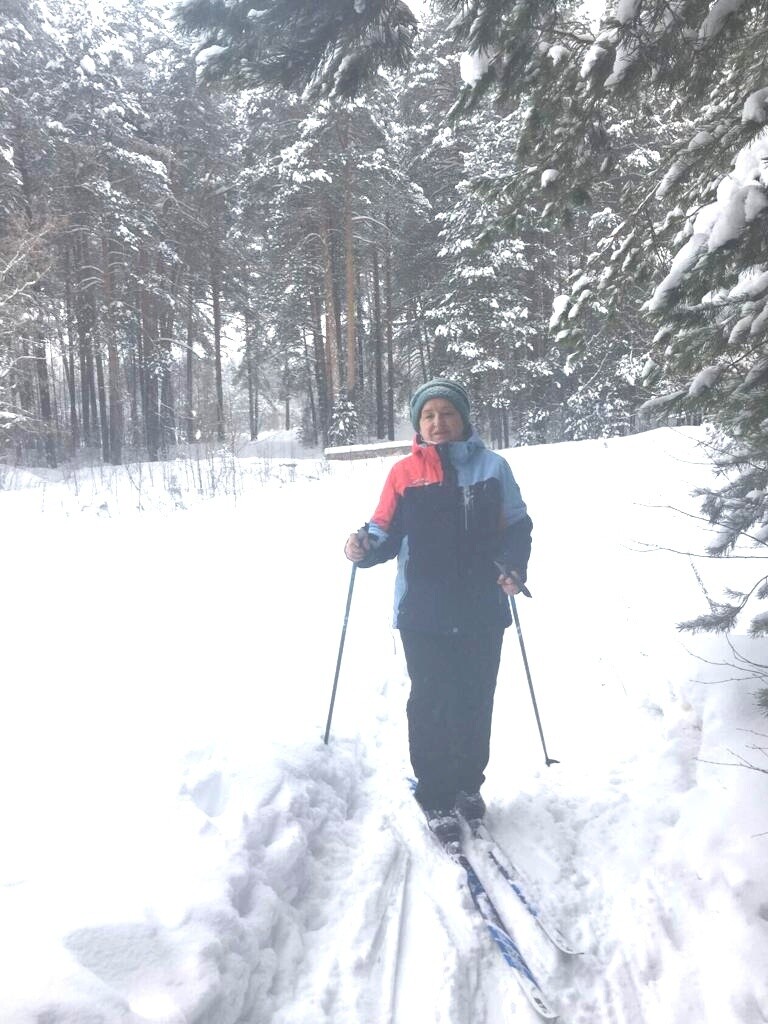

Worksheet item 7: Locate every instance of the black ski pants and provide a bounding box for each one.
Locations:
[400,627,505,812]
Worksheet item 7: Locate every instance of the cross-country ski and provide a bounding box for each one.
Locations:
[462,816,580,956]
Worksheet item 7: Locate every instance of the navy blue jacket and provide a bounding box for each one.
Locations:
[358,432,532,634]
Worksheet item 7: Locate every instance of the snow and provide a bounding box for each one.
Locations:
[646,233,705,311]
[743,88,768,126]
[459,49,494,85]
[729,313,755,346]
[547,45,569,65]
[540,169,559,188]
[648,135,768,310]
[579,43,607,80]
[656,156,689,200]
[549,294,570,330]
[1,427,768,1023]
[603,41,637,89]
[743,355,768,386]
[687,130,714,151]
[688,364,723,396]
[615,0,642,22]
[195,45,227,68]
[699,0,748,40]
[728,270,768,301]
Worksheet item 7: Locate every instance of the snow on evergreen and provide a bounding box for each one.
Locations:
[459,48,495,85]
[549,294,570,330]
[647,136,768,313]
[742,87,768,124]
[698,0,750,40]
[688,364,724,397]
[540,168,559,188]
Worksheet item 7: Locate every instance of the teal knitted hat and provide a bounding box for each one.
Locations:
[410,378,471,432]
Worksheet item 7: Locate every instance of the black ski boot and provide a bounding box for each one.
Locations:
[456,790,486,825]
[425,807,462,847]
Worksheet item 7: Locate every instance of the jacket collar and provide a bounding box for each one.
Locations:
[412,430,486,463]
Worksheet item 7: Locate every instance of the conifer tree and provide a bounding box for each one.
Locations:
[175,0,417,99]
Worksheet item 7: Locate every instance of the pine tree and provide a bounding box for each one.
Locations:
[175,0,418,100]
[224,66,432,443]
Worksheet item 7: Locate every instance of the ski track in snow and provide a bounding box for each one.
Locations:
[1,427,768,1023]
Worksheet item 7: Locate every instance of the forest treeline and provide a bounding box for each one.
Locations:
[1,0,661,471]
[3,0,768,677]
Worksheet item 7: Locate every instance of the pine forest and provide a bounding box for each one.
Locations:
[2,0,768,637]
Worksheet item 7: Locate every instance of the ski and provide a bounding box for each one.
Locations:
[462,818,579,956]
[446,841,558,1019]
[406,780,557,1016]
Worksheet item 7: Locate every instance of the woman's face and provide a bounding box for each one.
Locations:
[419,398,465,444]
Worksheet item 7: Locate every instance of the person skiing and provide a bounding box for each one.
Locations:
[344,378,532,845]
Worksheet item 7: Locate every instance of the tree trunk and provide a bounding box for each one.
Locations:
[384,217,395,441]
[413,301,429,380]
[12,336,33,458]
[371,246,384,438]
[309,279,329,442]
[130,288,143,448]
[63,249,80,454]
[73,232,100,447]
[355,268,365,396]
[93,340,110,463]
[283,348,291,431]
[185,287,196,443]
[14,127,56,465]
[343,175,356,398]
[32,320,57,467]
[302,328,318,445]
[78,233,109,460]
[210,245,225,442]
[101,234,123,465]
[320,211,340,397]
[138,248,160,461]
[159,310,176,449]
[72,239,90,445]
[245,315,259,440]
[331,229,345,390]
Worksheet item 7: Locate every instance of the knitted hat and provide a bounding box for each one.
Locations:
[409,378,471,432]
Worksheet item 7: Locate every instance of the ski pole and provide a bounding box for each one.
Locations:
[508,593,559,768]
[323,562,357,745]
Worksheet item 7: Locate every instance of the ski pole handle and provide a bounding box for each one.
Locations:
[493,561,532,599]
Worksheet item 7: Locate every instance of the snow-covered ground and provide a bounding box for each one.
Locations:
[1,426,766,1024]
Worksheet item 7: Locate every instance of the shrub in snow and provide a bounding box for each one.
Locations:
[327,397,359,447]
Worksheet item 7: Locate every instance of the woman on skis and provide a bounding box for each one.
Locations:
[344,378,532,845]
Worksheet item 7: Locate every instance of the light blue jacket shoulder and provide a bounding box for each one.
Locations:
[446,432,528,528]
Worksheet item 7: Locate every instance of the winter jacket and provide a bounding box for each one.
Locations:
[357,432,532,634]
